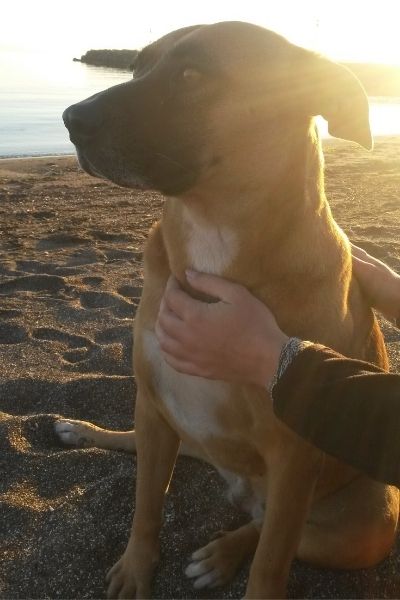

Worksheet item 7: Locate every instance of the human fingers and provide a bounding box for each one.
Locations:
[159,292,183,323]
[352,255,400,320]
[186,270,244,303]
[352,245,398,275]
[352,255,376,274]
[351,244,382,268]
[155,319,188,360]
[164,274,182,294]
[162,352,209,378]
[351,243,370,261]
[164,281,204,321]
[157,298,187,340]
[353,254,396,283]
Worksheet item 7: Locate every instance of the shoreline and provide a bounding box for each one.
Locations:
[0,152,75,161]
[1,134,399,162]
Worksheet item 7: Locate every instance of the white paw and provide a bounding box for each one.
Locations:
[54,419,93,447]
[185,531,250,590]
[185,562,221,589]
[185,547,222,589]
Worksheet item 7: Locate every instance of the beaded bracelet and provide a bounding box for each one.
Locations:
[268,337,313,395]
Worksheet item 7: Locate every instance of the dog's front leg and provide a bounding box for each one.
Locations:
[106,390,180,599]
[245,443,322,599]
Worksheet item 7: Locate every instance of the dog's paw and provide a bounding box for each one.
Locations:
[54,419,96,447]
[185,532,244,589]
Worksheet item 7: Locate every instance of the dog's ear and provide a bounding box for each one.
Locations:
[293,50,373,150]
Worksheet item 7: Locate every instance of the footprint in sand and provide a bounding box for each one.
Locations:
[95,325,133,365]
[117,284,142,299]
[95,324,133,346]
[16,259,53,274]
[30,327,128,373]
[14,260,84,277]
[63,343,130,375]
[31,327,92,348]
[0,308,22,319]
[103,248,142,261]
[81,276,105,287]
[79,291,135,318]
[31,210,55,220]
[0,263,18,276]
[66,248,106,267]
[89,229,133,243]
[0,274,67,295]
[0,322,29,344]
[62,348,90,363]
[36,232,89,250]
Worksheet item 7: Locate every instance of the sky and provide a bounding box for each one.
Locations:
[3,0,400,64]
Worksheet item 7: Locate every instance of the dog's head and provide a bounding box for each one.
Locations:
[63,21,372,195]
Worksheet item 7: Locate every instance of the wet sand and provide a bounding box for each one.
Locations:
[1,137,400,598]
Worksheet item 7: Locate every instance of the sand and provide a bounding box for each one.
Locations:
[1,137,400,599]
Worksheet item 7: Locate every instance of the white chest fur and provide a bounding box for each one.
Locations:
[142,330,229,440]
[182,207,238,274]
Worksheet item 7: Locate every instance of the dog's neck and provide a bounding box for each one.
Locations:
[161,124,349,315]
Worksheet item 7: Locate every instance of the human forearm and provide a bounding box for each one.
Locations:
[272,342,400,486]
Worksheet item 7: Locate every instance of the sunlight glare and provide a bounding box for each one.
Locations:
[3,0,400,65]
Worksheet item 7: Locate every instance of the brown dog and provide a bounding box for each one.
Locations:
[58,21,398,598]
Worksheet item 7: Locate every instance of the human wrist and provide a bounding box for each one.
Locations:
[254,331,289,388]
[268,337,314,394]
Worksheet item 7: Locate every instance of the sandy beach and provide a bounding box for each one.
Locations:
[1,137,400,599]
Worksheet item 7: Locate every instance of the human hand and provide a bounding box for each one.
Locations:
[351,244,400,322]
[155,270,288,387]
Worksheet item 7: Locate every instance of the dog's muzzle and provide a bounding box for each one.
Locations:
[63,97,104,145]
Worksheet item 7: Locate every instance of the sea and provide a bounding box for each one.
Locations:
[1,49,400,158]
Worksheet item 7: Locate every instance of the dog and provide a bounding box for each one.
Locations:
[58,21,398,598]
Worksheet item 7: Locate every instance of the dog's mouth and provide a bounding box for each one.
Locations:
[74,146,151,190]
[74,142,200,195]
[75,151,104,179]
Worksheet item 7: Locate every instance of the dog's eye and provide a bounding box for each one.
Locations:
[181,68,202,84]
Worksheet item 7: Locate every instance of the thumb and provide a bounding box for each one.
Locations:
[185,269,240,302]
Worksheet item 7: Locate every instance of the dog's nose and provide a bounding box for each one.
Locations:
[63,99,104,142]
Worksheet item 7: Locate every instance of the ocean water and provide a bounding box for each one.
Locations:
[1,49,400,157]
[0,50,132,157]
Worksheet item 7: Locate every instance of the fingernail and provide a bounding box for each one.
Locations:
[185,269,197,279]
